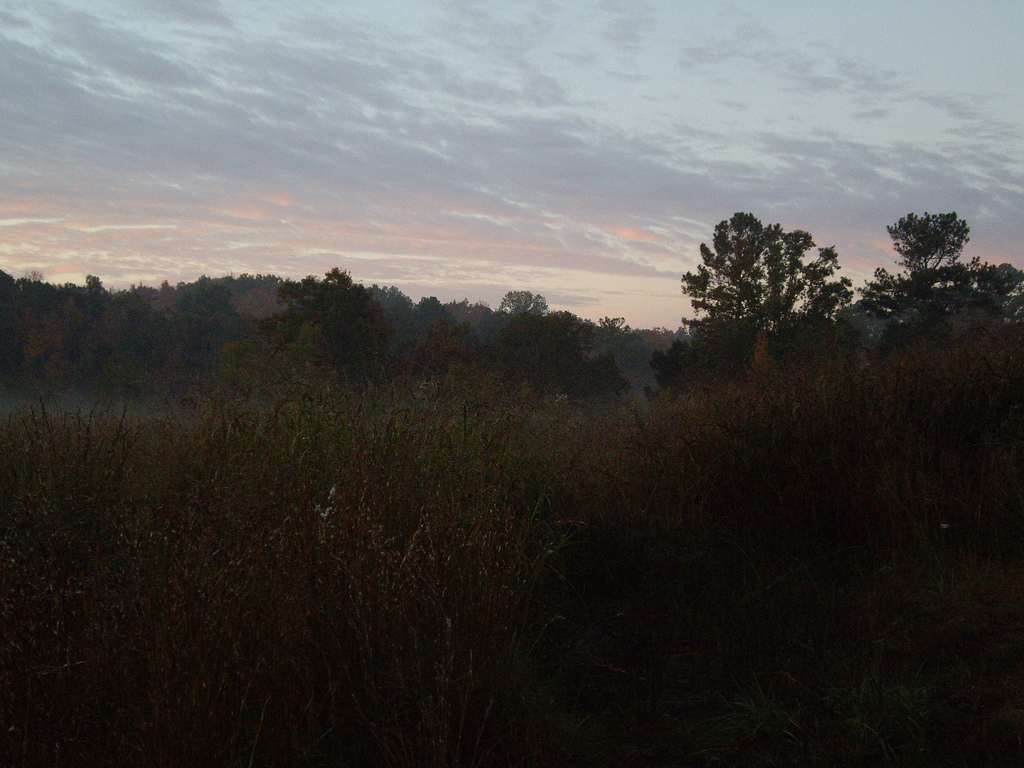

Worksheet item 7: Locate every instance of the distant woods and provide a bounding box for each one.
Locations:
[1,210,1021,399]
[0,268,662,399]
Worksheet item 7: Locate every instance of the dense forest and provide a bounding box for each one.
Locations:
[5,211,1024,766]
[1,211,1021,404]
[0,266,676,401]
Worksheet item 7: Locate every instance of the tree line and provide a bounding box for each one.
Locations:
[0,268,673,399]
[1,210,1020,400]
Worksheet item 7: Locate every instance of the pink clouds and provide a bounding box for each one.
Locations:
[612,226,660,243]
[0,185,692,325]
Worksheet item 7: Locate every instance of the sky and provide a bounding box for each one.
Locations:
[0,1,1022,327]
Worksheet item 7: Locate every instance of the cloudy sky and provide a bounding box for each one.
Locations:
[1,0,1022,326]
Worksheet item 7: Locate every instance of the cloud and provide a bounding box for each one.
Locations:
[0,9,31,28]
[73,224,179,233]
[133,0,232,27]
[1,3,1021,327]
[853,107,890,121]
[595,0,656,59]
[45,9,203,87]
[431,0,560,68]
[720,99,749,112]
[0,218,65,228]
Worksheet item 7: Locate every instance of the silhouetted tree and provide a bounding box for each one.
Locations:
[93,289,174,392]
[270,268,389,382]
[498,290,549,316]
[16,277,72,383]
[862,212,975,316]
[494,311,627,399]
[650,332,691,390]
[682,212,852,334]
[594,317,655,388]
[208,273,284,319]
[0,270,19,379]
[657,213,852,387]
[989,264,1024,321]
[650,323,756,388]
[861,212,1023,349]
[368,284,418,362]
[414,296,451,335]
[174,278,244,372]
[446,299,504,344]
[411,317,477,378]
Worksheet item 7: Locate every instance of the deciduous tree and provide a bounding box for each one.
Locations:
[270,268,389,382]
[498,290,549,316]
[681,212,852,335]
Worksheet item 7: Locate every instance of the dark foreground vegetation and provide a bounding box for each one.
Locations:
[6,335,1024,766]
[4,211,1024,765]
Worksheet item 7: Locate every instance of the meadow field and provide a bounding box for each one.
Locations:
[4,328,1024,766]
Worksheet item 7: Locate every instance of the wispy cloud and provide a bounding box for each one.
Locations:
[0,1,1021,326]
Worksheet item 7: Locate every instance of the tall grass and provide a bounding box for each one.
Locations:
[4,327,1024,766]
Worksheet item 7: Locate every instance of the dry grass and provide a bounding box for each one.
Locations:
[4,327,1024,766]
